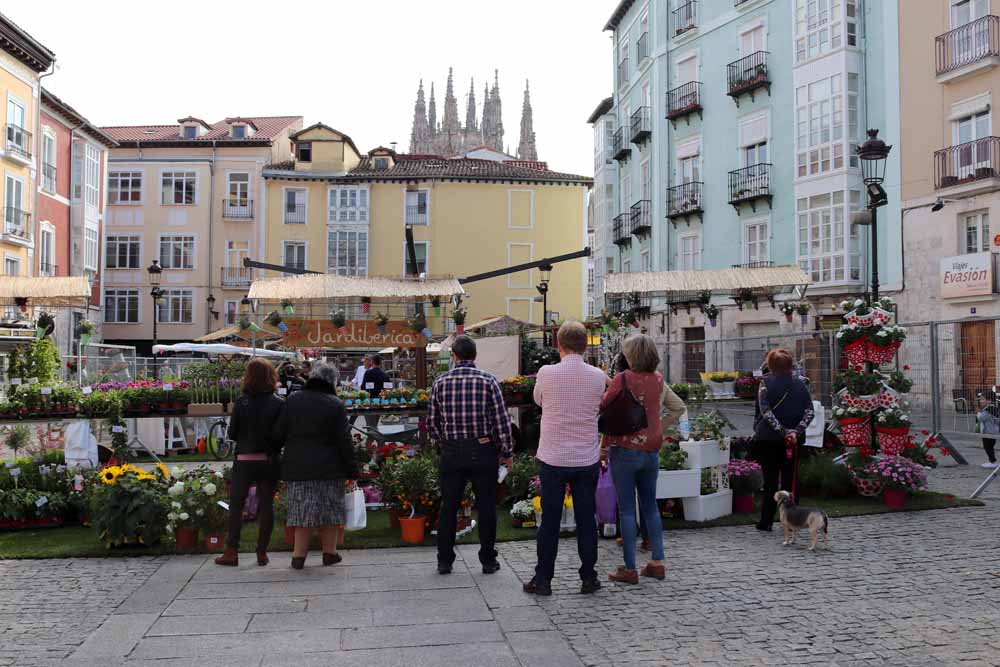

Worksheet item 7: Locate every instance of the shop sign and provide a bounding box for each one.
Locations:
[940,252,994,299]
[281,320,424,348]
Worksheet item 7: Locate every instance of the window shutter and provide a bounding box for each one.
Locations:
[740,114,768,147]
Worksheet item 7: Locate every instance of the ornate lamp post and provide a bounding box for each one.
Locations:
[856,129,892,301]
[536,263,553,346]
[147,259,164,377]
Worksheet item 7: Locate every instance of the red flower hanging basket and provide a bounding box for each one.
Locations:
[877,387,900,409]
[845,309,876,327]
[843,337,868,370]
[871,307,893,326]
[867,340,900,366]
[838,389,881,412]
[838,417,872,447]
[876,425,910,456]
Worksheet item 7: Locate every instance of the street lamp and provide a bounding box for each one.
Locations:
[856,129,892,301]
[206,293,218,321]
[536,263,553,346]
[147,260,164,376]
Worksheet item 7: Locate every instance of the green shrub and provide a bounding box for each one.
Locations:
[798,454,853,498]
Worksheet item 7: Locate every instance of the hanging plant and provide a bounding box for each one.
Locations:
[431,296,442,317]
[265,310,288,333]
[330,309,348,335]
[281,299,294,316]
[408,311,428,338]
[736,288,756,311]
[698,291,712,306]
[75,319,96,350]
[779,302,796,322]
[36,312,55,339]
[361,296,371,315]
[620,309,639,328]
[704,304,719,328]
[374,311,389,334]
[452,306,467,335]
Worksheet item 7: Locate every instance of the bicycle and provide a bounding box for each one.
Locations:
[208,417,234,460]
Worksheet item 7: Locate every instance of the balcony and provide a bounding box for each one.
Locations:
[637,32,649,64]
[617,58,630,89]
[4,124,31,164]
[629,107,651,145]
[731,261,775,269]
[666,82,702,124]
[221,266,253,288]
[39,262,56,277]
[727,51,770,104]
[934,137,1000,190]
[672,1,698,37]
[629,200,652,238]
[612,126,631,162]
[728,163,772,211]
[666,182,703,222]
[222,198,254,220]
[935,15,1000,82]
[283,204,306,224]
[42,163,56,194]
[405,204,428,226]
[612,213,632,247]
[2,208,32,246]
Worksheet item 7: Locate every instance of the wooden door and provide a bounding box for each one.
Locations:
[960,320,996,400]
[683,327,705,384]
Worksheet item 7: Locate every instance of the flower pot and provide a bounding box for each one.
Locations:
[871,307,892,326]
[733,494,754,514]
[838,389,881,412]
[876,425,910,456]
[283,525,296,545]
[878,386,900,409]
[853,477,883,497]
[707,381,729,398]
[399,516,426,544]
[388,508,402,529]
[682,490,733,522]
[838,417,872,447]
[680,440,730,469]
[883,488,908,508]
[174,527,198,550]
[708,316,717,328]
[204,532,225,553]
[867,340,900,366]
[842,337,868,370]
[655,469,701,499]
[845,309,875,327]
[784,312,794,323]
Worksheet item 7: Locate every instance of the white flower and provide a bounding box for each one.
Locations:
[215,470,224,479]
[179,512,189,521]
[876,330,888,337]
[166,525,174,533]
[203,483,217,496]
[171,501,181,509]
[196,509,204,516]
[171,466,184,476]
[167,512,178,521]
[167,483,185,497]
[854,299,864,307]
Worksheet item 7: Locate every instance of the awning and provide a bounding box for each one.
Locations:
[463,315,529,333]
[0,276,91,306]
[603,265,811,300]
[248,274,465,303]
[152,343,296,359]
[195,325,282,343]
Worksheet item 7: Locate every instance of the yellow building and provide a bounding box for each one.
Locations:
[262,124,591,331]
[0,14,55,277]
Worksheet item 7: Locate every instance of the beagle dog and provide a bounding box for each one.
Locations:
[775,491,829,550]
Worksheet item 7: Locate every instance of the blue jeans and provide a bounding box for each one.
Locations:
[534,461,599,585]
[609,447,664,570]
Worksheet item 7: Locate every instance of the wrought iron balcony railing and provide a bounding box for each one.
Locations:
[612,213,632,247]
[630,200,652,238]
[934,136,1000,189]
[612,126,631,162]
[728,163,771,209]
[283,204,306,224]
[727,51,770,102]
[667,182,703,220]
[731,261,775,269]
[405,204,428,225]
[629,107,651,144]
[666,82,702,122]
[935,15,1000,76]
[3,208,32,243]
[222,198,254,220]
[5,124,31,160]
[221,266,253,288]
[39,262,56,276]
[672,1,698,36]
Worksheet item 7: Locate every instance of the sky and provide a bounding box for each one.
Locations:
[16,0,613,176]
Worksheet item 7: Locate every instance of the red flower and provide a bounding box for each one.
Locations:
[921,429,929,436]
[927,454,935,461]
[946,494,954,500]
[903,365,910,371]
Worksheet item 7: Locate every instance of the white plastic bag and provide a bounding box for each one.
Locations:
[805,400,825,448]
[344,488,367,531]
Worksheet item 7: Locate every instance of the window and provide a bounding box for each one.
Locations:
[109,171,142,204]
[796,75,845,177]
[296,142,312,162]
[41,133,56,193]
[224,300,238,326]
[106,235,141,269]
[328,186,369,223]
[328,229,368,276]
[85,227,99,271]
[679,233,701,271]
[604,120,614,163]
[227,172,249,205]
[159,235,195,269]
[405,190,429,225]
[226,240,248,267]
[740,24,765,57]
[231,125,246,139]
[847,74,860,167]
[5,98,27,155]
[39,226,54,276]
[104,289,139,323]
[794,0,845,62]
[797,190,862,284]
[622,255,631,274]
[161,171,196,205]
[965,212,991,253]
[284,188,306,224]
[157,289,193,324]
[620,171,631,213]
[283,241,306,270]
[677,54,697,85]
[744,218,769,264]
[4,174,24,225]
[640,249,651,272]
[952,0,988,28]
[85,145,99,207]
[743,141,768,167]
[183,126,198,139]
[640,158,651,200]
[404,242,428,275]
[374,157,389,170]
[679,154,700,184]
[3,256,19,276]
[846,0,858,47]
[606,256,615,274]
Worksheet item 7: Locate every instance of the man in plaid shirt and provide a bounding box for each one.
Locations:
[429,335,513,575]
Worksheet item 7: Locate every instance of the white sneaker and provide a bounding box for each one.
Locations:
[981,462,998,469]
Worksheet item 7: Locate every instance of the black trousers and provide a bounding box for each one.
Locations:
[437,438,498,567]
[756,440,800,529]
[227,459,278,550]
[984,438,997,463]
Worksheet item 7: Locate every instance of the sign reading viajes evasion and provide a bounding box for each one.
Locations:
[280,320,425,348]
[939,252,993,299]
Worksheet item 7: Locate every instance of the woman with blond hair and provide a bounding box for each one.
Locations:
[600,334,685,584]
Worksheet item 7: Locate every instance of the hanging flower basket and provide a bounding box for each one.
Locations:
[843,337,868,370]
[838,389,881,412]
[876,425,910,456]
[878,386,900,409]
[784,312,793,323]
[845,308,876,327]
[867,340,900,365]
[871,307,893,326]
[838,417,872,447]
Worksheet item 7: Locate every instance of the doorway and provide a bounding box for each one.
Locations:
[683,326,705,384]
[960,320,996,400]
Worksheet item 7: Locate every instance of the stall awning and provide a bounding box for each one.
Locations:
[195,325,282,343]
[603,265,811,300]
[0,276,91,306]
[248,274,465,303]
[153,343,296,359]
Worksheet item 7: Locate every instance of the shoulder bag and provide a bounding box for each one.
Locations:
[598,372,649,436]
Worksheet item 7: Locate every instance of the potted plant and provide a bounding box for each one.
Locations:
[726,459,761,513]
[734,374,760,399]
[452,306,467,335]
[680,412,730,468]
[36,311,55,339]
[867,325,906,366]
[872,296,895,326]
[704,303,719,328]
[836,323,869,370]
[90,464,170,547]
[796,302,811,326]
[874,408,911,456]
[265,310,289,333]
[394,455,435,544]
[833,368,882,412]
[374,311,389,335]
[656,438,699,498]
[281,299,295,316]
[832,405,871,447]
[330,309,348,336]
[361,296,372,315]
[75,319,95,350]
[430,296,442,317]
[510,499,536,528]
[706,371,737,399]
[736,288,756,311]
[863,455,928,508]
[682,468,733,521]
[841,298,875,327]
[779,302,795,323]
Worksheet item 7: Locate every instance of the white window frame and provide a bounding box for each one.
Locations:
[327,228,369,277]
[226,171,251,204]
[676,52,699,85]
[283,187,308,225]
[4,173,25,221]
[5,95,28,157]
[738,20,767,57]
[158,234,196,270]
[402,241,429,275]
[84,226,99,272]
[85,144,100,209]
[507,189,535,229]
[106,234,142,269]
[507,242,534,288]
[963,211,991,254]
[109,171,143,205]
[505,297,535,323]
[41,130,57,193]
[282,240,307,271]
[157,289,194,324]
[230,124,247,139]
[160,170,197,205]
[743,216,770,265]
[796,190,862,285]
[104,288,140,324]
[794,0,845,63]
[38,223,55,276]
[795,74,845,179]
[678,232,702,271]
[404,189,430,226]
[640,248,651,272]
[327,185,370,224]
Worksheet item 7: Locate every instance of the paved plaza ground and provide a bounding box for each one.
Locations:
[1,438,999,666]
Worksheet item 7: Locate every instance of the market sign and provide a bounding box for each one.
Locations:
[281,320,424,348]
[940,252,994,299]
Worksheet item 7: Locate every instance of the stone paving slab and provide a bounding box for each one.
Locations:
[341,620,504,650]
[146,613,252,636]
[258,642,519,667]
[247,609,373,632]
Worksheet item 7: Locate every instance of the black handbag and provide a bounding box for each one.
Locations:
[598,373,648,436]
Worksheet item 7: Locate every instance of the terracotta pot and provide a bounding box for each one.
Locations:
[511,517,524,528]
[883,488,908,508]
[174,527,198,550]
[399,516,426,544]
[733,494,755,514]
[204,532,225,552]
[388,508,402,529]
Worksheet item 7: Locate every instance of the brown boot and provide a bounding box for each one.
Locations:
[608,566,639,584]
[214,548,238,567]
[256,550,269,566]
[640,563,666,580]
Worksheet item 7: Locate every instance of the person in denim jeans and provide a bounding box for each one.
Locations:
[524,322,608,596]
[601,335,685,584]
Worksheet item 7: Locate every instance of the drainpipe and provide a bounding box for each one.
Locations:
[35,63,56,279]
[66,123,84,356]
[206,142,217,335]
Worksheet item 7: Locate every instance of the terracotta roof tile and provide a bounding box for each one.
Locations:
[101,116,303,144]
[346,156,591,184]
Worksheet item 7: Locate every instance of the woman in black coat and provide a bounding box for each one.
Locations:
[272,362,359,570]
[215,358,286,567]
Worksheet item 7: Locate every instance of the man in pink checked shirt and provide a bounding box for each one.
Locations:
[523,321,608,597]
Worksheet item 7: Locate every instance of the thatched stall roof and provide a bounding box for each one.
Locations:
[248,274,465,303]
[604,266,811,300]
[0,276,92,306]
[195,325,282,343]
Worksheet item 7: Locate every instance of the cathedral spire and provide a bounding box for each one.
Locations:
[427,82,437,138]
[489,70,504,152]
[409,79,430,153]
[442,67,460,136]
[465,77,478,135]
[517,79,538,161]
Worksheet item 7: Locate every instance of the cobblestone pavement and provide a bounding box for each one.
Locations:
[1,440,998,666]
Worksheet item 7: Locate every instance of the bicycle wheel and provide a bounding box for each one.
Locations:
[208,419,233,460]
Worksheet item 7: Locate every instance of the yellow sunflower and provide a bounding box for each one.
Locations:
[135,472,156,482]
[156,463,170,479]
[100,466,122,485]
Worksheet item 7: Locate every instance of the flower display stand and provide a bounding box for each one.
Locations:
[655,469,701,498]
[657,439,733,522]
[680,440,729,469]
[707,381,736,399]
[682,490,733,521]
